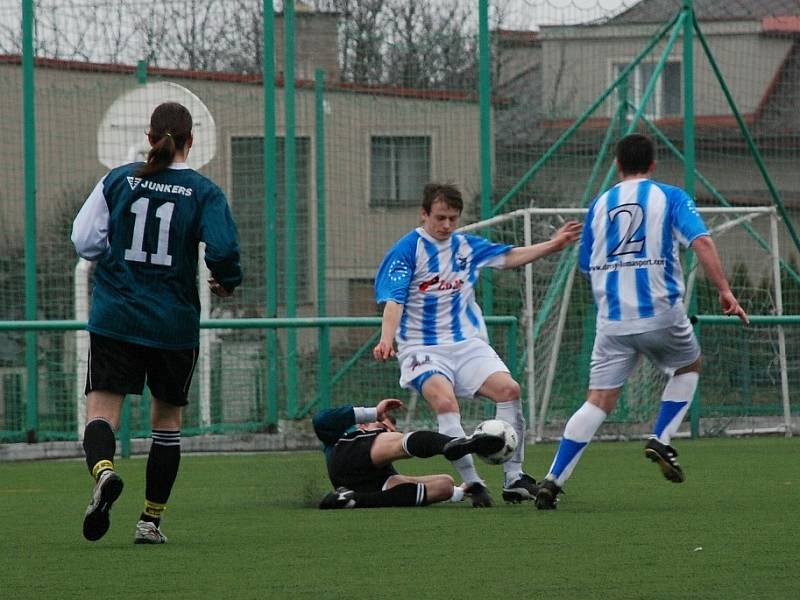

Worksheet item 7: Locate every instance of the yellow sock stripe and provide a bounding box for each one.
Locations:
[144,500,167,518]
[91,460,114,480]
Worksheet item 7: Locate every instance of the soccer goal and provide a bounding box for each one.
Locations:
[461,206,798,441]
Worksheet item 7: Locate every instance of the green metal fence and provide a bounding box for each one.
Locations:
[1,0,799,444]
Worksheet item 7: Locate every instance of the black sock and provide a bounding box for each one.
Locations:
[353,483,427,508]
[404,431,453,458]
[83,418,116,479]
[140,430,181,525]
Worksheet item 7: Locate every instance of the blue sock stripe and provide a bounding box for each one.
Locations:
[550,438,588,479]
[653,400,688,438]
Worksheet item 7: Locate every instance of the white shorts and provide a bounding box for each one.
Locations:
[397,338,510,398]
[589,316,701,390]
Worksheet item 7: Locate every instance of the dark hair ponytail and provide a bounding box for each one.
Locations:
[136,102,193,177]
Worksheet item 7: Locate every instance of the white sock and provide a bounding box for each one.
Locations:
[653,372,699,445]
[496,399,524,485]
[438,412,482,484]
[547,402,607,487]
[449,486,465,502]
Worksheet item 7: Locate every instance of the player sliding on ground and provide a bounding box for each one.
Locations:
[373,183,581,507]
[314,398,506,509]
[535,134,749,510]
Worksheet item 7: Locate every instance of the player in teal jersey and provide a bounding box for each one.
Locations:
[71,102,242,543]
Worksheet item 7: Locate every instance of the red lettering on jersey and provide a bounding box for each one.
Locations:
[419,276,440,292]
[420,275,464,293]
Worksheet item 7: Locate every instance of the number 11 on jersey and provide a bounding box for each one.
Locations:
[124,197,175,266]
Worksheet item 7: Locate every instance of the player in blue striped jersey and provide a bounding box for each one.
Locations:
[314,398,505,509]
[536,134,748,510]
[374,183,581,506]
[72,102,242,541]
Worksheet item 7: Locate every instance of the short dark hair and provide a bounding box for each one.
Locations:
[422,183,463,214]
[615,134,655,176]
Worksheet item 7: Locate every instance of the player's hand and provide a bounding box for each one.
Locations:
[551,220,582,250]
[373,339,396,361]
[719,289,749,324]
[208,277,233,297]
[376,398,404,423]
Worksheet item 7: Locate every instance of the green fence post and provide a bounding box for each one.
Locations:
[283,0,298,419]
[684,1,699,440]
[478,0,493,315]
[683,0,695,199]
[22,0,38,443]
[136,59,147,84]
[315,69,330,411]
[263,0,279,428]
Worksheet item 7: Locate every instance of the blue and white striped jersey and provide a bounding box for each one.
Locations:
[375,227,511,350]
[579,178,708,334]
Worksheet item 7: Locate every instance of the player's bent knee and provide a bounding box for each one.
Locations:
[675,356,702,375]
[492,381,521,402]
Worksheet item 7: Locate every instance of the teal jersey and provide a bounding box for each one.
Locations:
[72,162,242,349]
[313,406,359,466]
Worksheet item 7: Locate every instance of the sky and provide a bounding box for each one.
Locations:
[497,0,632,29]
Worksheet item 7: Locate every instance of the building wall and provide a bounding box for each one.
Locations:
[0,62,482,321]
[539,21,794,119]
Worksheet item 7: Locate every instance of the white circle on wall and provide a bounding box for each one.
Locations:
[97,81,216,170]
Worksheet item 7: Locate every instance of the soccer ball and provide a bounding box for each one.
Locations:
[474,419,518,465]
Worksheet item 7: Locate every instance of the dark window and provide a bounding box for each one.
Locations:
[370,136,431,208]
[230,136,311,308]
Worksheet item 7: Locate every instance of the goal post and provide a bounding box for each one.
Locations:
[461,205,797,440]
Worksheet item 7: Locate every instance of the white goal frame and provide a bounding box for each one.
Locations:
[461,206,791,441]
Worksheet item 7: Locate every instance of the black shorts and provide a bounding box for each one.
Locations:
[328,430,398,493]
[86,332,199,407]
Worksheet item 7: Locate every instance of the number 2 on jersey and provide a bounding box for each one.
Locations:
[124,197,175,266]
[608,203,645,257]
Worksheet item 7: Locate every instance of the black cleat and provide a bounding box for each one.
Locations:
[83,470,124,541]
[535,478,563,510]
[502,473,539,504]
[319,487,356,509]
[645,438,685,483]
[443,433,505,461]
[464,482,494,508]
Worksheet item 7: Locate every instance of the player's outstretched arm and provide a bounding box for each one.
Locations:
[373,301,403,361]
[691,235,749,324]
[502,220,582,269]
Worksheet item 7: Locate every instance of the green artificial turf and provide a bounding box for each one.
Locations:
[2,437,798,599]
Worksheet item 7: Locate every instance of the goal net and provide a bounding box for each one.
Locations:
[461,206,798,440]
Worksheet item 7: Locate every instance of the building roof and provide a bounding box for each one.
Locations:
[494,29,540,47]
[609,0,800,25]
[0,55,479,104]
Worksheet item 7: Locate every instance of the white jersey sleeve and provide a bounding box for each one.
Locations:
[71,177,110,260]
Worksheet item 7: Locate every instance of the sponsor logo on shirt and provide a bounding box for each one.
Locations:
[419,275,464,292]
[590,258,665,272]
[126,176,193,197]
